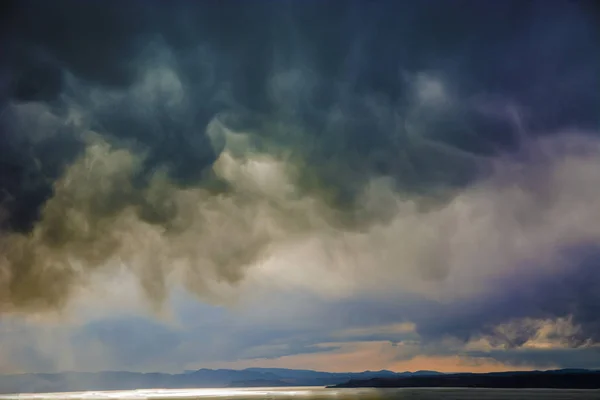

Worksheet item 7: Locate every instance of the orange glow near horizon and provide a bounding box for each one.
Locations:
[188,341,545,374]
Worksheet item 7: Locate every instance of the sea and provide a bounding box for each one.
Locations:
[1,387,599,400]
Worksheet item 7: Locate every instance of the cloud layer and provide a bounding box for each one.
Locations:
[1,0,599,372]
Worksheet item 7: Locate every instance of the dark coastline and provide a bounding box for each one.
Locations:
[330,370,600,389]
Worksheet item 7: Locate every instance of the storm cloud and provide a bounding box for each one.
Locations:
[1,0,600,369]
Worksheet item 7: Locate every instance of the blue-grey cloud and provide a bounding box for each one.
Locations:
[4,289,600,373]
[71,317,182,370]
[466,347,600,370]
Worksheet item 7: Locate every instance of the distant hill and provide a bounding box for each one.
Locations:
[330,369,600,389]
[0,368,442,394]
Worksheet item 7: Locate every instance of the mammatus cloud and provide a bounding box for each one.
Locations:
[0,47,486,313]
[1,0,600,371]
[0,120,335,312]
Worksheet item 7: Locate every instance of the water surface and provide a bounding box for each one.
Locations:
[2,387,600,400]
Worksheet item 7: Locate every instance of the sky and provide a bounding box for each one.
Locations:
[0,0,600,374]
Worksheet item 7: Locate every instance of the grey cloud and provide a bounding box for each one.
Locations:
[0,1,599,374]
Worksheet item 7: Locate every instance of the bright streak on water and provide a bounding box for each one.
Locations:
[0,387,361,399]
[1,387,600,400]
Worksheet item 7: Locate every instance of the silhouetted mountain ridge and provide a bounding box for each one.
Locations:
[331,369,600,389]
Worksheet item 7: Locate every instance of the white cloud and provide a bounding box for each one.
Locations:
[241,132,600,310]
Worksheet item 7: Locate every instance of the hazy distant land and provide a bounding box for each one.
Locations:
[1,368,600,394]
[0,368,439,394]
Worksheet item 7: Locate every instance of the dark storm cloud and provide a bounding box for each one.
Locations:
[467,347,600,370]
[406,244,600,347]
[0,0,599,339]
[3,0,597,228]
